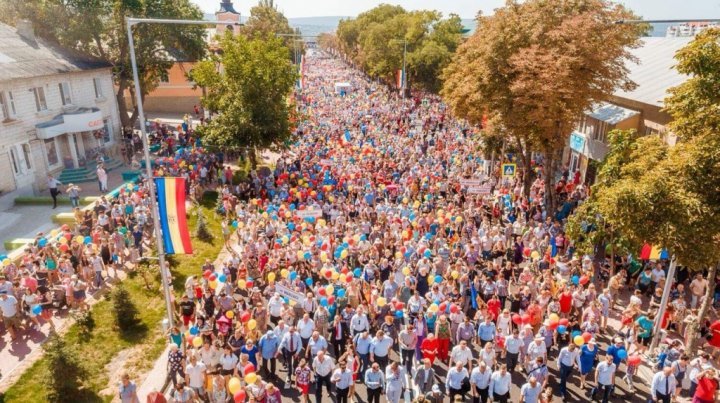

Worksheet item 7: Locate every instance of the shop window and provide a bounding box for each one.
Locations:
[103,119,113,142]
[44,138,59,166]
[59,82,72,105]
[32,87,48,111]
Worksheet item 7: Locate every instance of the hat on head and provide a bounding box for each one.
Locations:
[432,385,440,393]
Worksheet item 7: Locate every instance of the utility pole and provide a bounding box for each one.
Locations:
[648,256,677,355]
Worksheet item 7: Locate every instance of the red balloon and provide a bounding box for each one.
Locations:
[318,288,327,296]
[240,312,251,323]
[234,390,246,403]
[59,244,69,252]
[64,232,73,241]
[579,275,589,285]
[559,318,569,326]
[203,270,212,279]
[512,314,522,325]
[438,302,447,312]
[521,314,531,325]
[627,354,642,366]
[321,243,329,251]
[523,248,531,257]
[548,319,559,330]
[449,304,459,314]
[244,363,255,374]
[209,274,216,281]
[324,270,333,279]
[582,332,592,342]
[327,296,335,305]
[246,280,253,288]
[394,302,405,311]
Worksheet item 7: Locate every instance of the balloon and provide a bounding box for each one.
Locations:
[246,280,254,288]
[237,279,246,289]
[353,268,362,278]
[193,336,203,347]
[627,354,642,366]
[304,252,312,260]
[548,319,559,330]
[402,267,410,276]
[228,377,242,395]
[451,270,459,279]
[241,312,251,323]
[424,250,432,258]
[530,251,540,259]
[512,314,522,325]
[59,244,69,252]
[549,313,560,322]
[58,237,68,245]
[244,363,255,375]
[189,326,199,336]
[32,305,42,315]
[523,248,531,257]
[617,349,628,360]
[234,390,246,403]
[574,335,585,346]
[327,296,335,305]
[305,278,313,286]
[218,274,227,283]
[582,332,592,343]
[209,274,217,282]
[579,275,589,285]
[559,318,569,326]
[209,280,217,289]
[395,310,404,318]
[326,285,334,295]
[289,271,298,281]
[84,236,92,245]
[521,314,531,325]
[337,288,346,298]
[38,239,47,247]
[75,235,85,244]
[318,288,327,297]
[571,330,582,339]
[247,319,257,330]
[571,275,580,285]
[203,270,212,279]
[244,373,257,384]
[450,304,459,314]
[557,325,567,334]
[438,302,447,312]
[320,297,328,307]
[434,275,443,284]
[428,303,439,313]
[226,311,234,319]
[268,272,276,282]
[376,297,387,307]
[281,269,289,278]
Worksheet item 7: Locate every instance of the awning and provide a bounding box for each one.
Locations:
[35,107,104,139]
[588,102,639,125]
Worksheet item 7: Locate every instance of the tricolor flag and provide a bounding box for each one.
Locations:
[155,177,193,255]
[396,69,405,90]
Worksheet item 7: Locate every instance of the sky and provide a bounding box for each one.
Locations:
[193,0,720,19]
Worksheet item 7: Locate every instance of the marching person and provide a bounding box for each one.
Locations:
[279,326,302,383]
[385,361,408,403]
[364,362,385,403]
[593,354,617,403]
[470,360,492,403]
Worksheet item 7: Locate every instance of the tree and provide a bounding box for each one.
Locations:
[111,284,140,332]
[43,333,86,402]
[441,0,643,212]
[190,33,297,158]
[242,0,301,62]
[195,208,213,242]
[336,5,463,92]
[0,0,206,130]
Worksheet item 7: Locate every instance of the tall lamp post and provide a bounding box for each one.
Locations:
[126,17,239,328]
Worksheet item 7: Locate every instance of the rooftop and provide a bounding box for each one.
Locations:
[218,0,240,15]
[614,36,693,108]
[588,102,639,125]
[0,22,110,82]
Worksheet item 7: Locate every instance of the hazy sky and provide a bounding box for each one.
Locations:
[194,0,720,19]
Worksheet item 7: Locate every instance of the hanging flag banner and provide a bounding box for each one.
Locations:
[155,177,193,255]
[396,69,404,89]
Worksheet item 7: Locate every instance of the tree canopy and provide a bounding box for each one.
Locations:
[336,5,464,92]
[441,0,643,210]
[190,33,297,154]
[242,0,302,62]
[0,0,207,129]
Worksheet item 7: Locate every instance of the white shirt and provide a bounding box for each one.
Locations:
[297,318,315,339]
[313,356,335,377]
[527,341,547,361]
[489,371,512,396]
[596,361,616,385]
[470,367,491,389]
[333,368,354,389]
[186,362,207,388]
[0,296,18,317]
[451,345,473,365]
[268,296,284,316]
[350,313,370,332]
[651,372,677,396]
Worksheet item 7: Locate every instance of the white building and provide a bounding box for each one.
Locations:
[0,21,121,194]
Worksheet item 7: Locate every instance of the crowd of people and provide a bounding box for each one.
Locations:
[130,50,720,403]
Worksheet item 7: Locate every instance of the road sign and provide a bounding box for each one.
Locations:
[502,163,517,178]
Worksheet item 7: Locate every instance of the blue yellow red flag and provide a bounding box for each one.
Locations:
[155,177,193,254]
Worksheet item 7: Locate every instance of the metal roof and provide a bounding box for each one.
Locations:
[588,102,639,125]
[614,37,693,107]
[0,22,111,82]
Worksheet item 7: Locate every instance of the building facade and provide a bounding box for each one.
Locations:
[0,21,120,194]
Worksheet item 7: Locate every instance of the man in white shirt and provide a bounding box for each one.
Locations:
[0,292,21,340]
[650,366,677,403]
[332,360,354,403]
[557,343,581,397]
[313,350,335,403]
[504,329,522,373]
[489,364,512,403]
[306,331,328,358]
[450,340,473,371]
[297,313,315,347]
[384,361,407,403]
[519,376,542,403]
[267,293,285,325]
[526,337,547,370]
[184,354,207,400]
[350,308,371,336]
[470,360,491,403]
[445,361,469,401]
[594,355,616,403]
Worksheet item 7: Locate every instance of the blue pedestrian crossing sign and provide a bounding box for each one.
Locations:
[502,163,517,178]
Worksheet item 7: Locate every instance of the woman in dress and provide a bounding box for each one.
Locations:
[579,338,599,389]
[420,333,439,365]
[208,365,228,403]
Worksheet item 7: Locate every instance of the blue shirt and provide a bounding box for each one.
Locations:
[370,336,393,357]
[354,334,372,354]
[477,322,496,341]
[259,334,279,359]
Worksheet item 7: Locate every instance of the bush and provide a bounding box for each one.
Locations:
[43,333,85,402]
[71,310,95,341]
[111,285,140,332]
[195,209,214,242]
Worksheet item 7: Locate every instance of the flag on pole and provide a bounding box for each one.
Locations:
[155,177,193,254]
[396,69,404,89]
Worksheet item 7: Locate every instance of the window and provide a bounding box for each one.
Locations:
[22,144,32,170]
[93,77,103,98]
[32,87,48,111]
[58,82,72,105]
[0,91,16,120]
[102,118,113,142]
[9,148,20,175]
[44,138,59,166]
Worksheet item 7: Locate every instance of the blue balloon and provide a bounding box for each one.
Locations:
[424,250,432,258]
[342,242,349,249]
[38,239,47,247]
[303,252,312,260]
[0,255,6,261]
[305,277,314,286]
[434,275,443,284]
[289,204,296,211]
[218,274,227,283]
[337,289,346,298]
[571,275,580,285]
[617,349,628,360]
[32,305,42,315]
[283,297,290,304]
[395,310,404,318]
[571,330,581,338]
[353,268,362,278]
[320,297,328,307]
[360,234,367,241]
[289,271,297,280]
[84,236,92,245]
[288,223,295,231]
[557,325,567,334]
[189,326,199,336]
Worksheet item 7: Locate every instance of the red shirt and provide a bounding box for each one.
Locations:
[487,299,501,320]
[559,292,573,313]
[695,377,718,401]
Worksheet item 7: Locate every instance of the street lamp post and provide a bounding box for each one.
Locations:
[126,17,239,329]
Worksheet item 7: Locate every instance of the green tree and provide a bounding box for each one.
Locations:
[195,208,214,242]
[441,0,643,211]
[43,333,86,402]
[242,0,301,62]
[0,0,206,129]
[111,285,140,332]
[190,33,297,159]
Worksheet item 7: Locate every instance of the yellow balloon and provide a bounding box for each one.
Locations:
[338,273,347,283]
[228,377,242,394]
[75,235,84,243]
[2,259,10,266]
[427,275,435,285]
[531,251,540,259]
[402,267,410,276]
[376,297,387,307]
[574,335,585,347]
[280,269,289,278]
[451,270,460,279]
[340,249,348,259]
[244,372,257,385]
[59,237,68,244]
[268,272,277,282]
[237,279,246,289]
[226,310,234,319]
[428,303,439,313]
[326,285,334,295]
[456,216,463,223]
[395,251,402,259]
[209,280,217,289]
[297,251,305,260]
[192,336,203,348]
[50,229,59,237]
[549,313,560,322]
[248,319,257,330]
[331,271,340,280]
